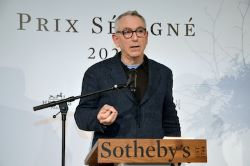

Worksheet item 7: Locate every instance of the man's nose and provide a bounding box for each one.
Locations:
[131,32,138,41]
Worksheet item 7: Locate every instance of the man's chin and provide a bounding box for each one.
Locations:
[129,52,143,58]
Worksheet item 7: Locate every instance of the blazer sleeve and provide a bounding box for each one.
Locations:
[162,70,181,137]
[74,66,106,133]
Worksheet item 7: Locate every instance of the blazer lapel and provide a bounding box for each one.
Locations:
[109,55,137,103]
[140,60,161,105]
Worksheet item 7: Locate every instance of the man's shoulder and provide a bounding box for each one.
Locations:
[148,58,172,74]
[87,56,117,72]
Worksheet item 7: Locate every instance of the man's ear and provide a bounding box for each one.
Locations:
[112,34,120,48]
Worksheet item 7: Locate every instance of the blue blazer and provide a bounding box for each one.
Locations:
[74,53,181,145]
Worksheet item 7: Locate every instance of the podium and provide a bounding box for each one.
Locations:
[85,138,207,165]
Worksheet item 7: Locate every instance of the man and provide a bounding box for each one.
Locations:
[75,11,181,146]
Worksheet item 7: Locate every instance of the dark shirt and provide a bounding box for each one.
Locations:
[121,57,148,102]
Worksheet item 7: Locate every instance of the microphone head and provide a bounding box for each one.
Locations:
[127,69,137,92]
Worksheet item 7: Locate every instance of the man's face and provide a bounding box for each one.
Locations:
[112,15,148,61]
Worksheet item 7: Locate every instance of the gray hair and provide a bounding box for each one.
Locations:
[114,10,146,31]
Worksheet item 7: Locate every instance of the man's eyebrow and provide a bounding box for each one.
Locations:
[122,26,145,31]
[121,27,132,31]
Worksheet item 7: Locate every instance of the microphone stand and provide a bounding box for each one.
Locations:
[33,83,129,166]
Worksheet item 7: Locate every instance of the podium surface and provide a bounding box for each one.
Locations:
[85,138,207,165]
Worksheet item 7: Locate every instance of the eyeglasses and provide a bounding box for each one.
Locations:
[116,28,147,39]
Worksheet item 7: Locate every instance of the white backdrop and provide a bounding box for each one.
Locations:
[1,0,250,166]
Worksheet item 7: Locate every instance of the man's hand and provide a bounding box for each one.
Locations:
[97,104,118,125]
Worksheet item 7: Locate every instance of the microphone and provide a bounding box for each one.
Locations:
[127,69,137,92]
